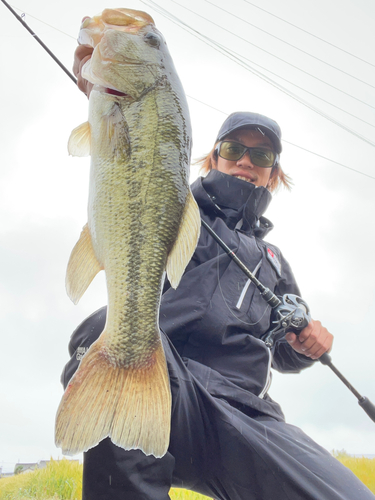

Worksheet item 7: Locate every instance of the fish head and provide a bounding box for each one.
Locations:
[78,8,173,100]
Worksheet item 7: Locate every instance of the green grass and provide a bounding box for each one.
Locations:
[0,459,82,500]
[1,453,374,499]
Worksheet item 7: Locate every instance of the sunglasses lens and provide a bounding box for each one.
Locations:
[250,148,276,168]
[218,142,276,167]
[219,142,246,161]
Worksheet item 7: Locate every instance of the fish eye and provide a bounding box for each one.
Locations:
[144,32,161,48]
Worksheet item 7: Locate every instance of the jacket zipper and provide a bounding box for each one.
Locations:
[235,259,262,310]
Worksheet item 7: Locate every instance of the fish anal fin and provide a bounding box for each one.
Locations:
[66,224,103,304]
[166,190,201,288]
[55,339,171,458]
[68,121,91,157]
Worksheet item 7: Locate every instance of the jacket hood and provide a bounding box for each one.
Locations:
[191,169,274,238]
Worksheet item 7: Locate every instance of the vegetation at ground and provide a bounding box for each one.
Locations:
[0,452,374,499]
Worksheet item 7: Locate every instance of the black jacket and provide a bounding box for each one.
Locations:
[64,169,314,419]
[160,170,314,412]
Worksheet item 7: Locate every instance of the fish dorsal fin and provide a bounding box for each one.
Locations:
[166,190,201,289]
[66,223,103,304]
[68,121,91,157]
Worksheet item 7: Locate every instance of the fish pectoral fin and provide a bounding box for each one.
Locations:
[66,223,103,304]
[68,121,91,157]
[55,338,171,458]
[166,190,201,289]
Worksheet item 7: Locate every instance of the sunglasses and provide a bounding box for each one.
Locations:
[215,141,278,168]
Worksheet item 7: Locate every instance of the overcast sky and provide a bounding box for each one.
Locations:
[1,0,374,473]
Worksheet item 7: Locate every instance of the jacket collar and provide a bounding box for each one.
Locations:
[191,169,274,238]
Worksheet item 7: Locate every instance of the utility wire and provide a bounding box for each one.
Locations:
[169,0,375,90]
[216,43,375,146]
[242,0,375,69]
[186,95,375,180]
[283,141,375,180]
[140,0,375,147]
[13,1,373,118]
[218,46,375,127]
[181,0,375,112]
[166,0,375,115]
[219,43,375,132]
[3,0,373,180]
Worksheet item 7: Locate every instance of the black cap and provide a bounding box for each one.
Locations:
[215,112,282,153]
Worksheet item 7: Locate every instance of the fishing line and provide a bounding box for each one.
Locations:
[140,0,375,148]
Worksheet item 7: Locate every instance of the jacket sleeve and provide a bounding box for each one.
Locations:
[271,252,316,373]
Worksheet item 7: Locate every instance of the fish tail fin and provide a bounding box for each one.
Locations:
[55,338,171,458]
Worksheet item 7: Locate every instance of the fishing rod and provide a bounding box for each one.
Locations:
[1,0,77,85]
[5,0,374,424]
[202,219,375,424]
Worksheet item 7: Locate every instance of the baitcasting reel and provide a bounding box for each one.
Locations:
[262,294,311,348]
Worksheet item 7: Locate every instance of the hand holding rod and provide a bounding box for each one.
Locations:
[201,219,375,424]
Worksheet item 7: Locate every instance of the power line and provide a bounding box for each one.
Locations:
[140,0,375,147]
[4,0,373,180]
[223,42,375,130]
[211,41,375,128]
[283,141,375,180]
[165,0,375,116]
[242,0,375,69]
[186,95,375,180]
[198,0,375,112]
[169,0,375,90]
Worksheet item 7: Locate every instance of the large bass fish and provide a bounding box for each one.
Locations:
[55,8,200,458]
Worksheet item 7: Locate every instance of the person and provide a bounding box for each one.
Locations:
[60,45,375,500]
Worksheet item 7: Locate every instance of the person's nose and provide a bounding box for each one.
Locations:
[236,150,254,169]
